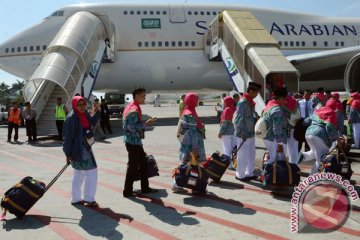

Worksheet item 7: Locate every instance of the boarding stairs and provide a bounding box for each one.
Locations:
[204,11,300,115]
[23,12,116,136]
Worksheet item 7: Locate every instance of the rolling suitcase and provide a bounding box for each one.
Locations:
[202,140,245,182]
[134,154,160,181]
[1,163,69,220]
[321,146,353,180]
[174,153,208,192]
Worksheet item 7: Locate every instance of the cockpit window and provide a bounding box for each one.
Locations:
[48,10,64,18]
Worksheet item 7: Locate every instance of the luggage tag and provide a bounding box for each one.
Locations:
[188,169,199,186]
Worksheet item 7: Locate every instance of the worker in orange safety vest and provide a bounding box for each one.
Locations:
[7,102,21,142]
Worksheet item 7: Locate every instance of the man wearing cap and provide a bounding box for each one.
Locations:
[234,82,262,181]
[55,98,68,140]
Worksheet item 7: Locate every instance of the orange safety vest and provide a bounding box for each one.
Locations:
[8,108,21,125]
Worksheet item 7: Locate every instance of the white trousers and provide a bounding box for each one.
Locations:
[236,137,255,179]
[263,140,287,165]
[352,123,360,148]
[287,129,299,164]
[71,168,98,203]
[222,135,237,158]
[304,135,329,175]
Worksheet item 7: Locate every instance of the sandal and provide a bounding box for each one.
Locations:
[71,200,84,205]
[84,201,99,208]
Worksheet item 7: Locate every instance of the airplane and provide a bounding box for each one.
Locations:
[1,3,360,96]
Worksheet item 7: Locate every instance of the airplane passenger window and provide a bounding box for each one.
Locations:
[17,47,21,52]
[185,41,189,47]
[341,42,345,46]
[23,46,27,52]
[324,41,328,47]
[302,41,305,46]
[137,10,141,15]
[290,41,294,46]
[143,11,147,15]
[156,11,160,15]
[296,41,300,47]
[138,42,142,47]
[178,41,182,47]
[151,41,156,47]
[144,42,149,47]
[124,11,128,15]
[11,48,15,53]
[188,11,192,15]
[284,41,288,47]
[194,11,198,15]
[163,11,167,15]
[30,46,34,51]
[213,11,217,15]
[36,46,40,51]
[5,48,9,53]
[165,41,169,47]
[207,11,211,15]
[171,41,176,47]
[130,11,134,15]
[200,11,204,15]
[43,45,47,50]
[191,41,195,46]
[158,41,162,47]
[313,41,317,47]
[278,41,282,46]
[150,11,154,15]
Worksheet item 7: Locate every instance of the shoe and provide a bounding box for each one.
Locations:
[245,175,258,180]
[71,200,84,205]
[141,188,158,194]
[235,176,250,182]
[123,191,136,198]
[172,186,187,193]
[84,201,99,208]
[7,140,10,143]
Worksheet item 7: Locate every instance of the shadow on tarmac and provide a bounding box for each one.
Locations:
[2,215,51,231]
[73,205,133,239]
[131,189,200,226]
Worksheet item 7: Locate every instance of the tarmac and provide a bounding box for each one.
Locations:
[0,103,359,240]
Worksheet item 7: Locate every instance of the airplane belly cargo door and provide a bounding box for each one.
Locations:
[169,5,186,23]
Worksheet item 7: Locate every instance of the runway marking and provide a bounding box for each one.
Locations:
[3,144,360,237]
[0,155,180,240]
[1,150,289,239]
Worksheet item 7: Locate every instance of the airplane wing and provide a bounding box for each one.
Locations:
[286,46,360,90]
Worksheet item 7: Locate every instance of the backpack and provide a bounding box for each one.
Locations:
[254,111,269,139]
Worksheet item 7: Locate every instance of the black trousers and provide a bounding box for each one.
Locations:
[8,122,19,141]
[100,116,113,134]
[25,119,37,141]
[56,120,64,139]
[124,143,149,193]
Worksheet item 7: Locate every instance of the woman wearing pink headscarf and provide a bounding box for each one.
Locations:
[63,96,100,207]
[174,92,206,192]
[218,96,236,166]
[349,99,360,148]
[300,99,340,175]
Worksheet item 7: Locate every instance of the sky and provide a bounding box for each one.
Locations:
[0,0,360,86]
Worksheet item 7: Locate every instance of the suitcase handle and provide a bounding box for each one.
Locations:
[44,163,70,193]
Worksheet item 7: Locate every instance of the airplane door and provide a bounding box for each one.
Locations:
[169,5,186,23]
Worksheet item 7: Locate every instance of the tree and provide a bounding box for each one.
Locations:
[0,82,10,105]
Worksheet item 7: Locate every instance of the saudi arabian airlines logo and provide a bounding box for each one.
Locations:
[89,61,100,78]
[225,56,238,77]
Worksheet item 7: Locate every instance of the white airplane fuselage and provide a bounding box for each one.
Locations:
[0,3,360,92]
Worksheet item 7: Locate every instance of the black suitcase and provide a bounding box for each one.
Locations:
[175,164,208,192]
[202,152,230,182]
[321,148,353,180]
[1,164,69,219]
[134,155,160,181]
[262,155,301,186]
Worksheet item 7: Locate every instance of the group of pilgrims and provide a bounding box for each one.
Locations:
[172,83,359,191]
